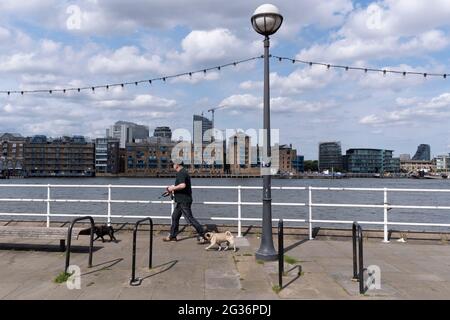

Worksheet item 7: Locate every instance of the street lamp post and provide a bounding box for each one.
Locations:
[251,4,283,261]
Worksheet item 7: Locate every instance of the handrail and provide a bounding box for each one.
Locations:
[130,217,154,286]
[352,222,365,294]
[65,216,95,274]
[2,183,450,242]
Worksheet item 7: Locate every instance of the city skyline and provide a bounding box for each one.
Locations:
[0,1,450,159]
[2,125,446,162]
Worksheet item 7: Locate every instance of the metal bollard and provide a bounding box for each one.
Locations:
[278,219,284,289]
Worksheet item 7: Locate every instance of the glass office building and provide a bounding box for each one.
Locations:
[412,144,431,161]
[345,149,400,173]
[318,142,342,171]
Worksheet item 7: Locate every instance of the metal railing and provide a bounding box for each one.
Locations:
[1,184,450,242]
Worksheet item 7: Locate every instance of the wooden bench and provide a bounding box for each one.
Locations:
[0,226,85,251]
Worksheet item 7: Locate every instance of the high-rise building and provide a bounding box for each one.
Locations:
[318,142,342,171]
[95,138,120,174]
[106,121,149,148]
[193,115,213,167]
[193,115,213,145]
[412,144,431,161]
[345,149,400,173]
[24,135,95,177]
[153,126,172,140]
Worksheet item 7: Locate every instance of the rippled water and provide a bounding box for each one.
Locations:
[1,177,450,232]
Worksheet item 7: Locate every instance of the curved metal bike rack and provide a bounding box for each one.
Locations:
[65,216,95,274]
[130,217,154,286]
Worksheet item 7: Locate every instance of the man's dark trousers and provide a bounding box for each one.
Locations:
[169,202,204,239]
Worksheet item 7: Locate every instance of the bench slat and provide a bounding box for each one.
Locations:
[0,226,86,240]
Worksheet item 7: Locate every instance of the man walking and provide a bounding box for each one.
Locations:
[163,159,206,243]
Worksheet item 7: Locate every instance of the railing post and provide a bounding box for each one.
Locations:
[107,185,112,226]
[278,219,284,289]
[358,225,365,294]
[308,186,313,240]
[46,184,51,228]
[237,185,242,237]
[383,188,389,243]
[352,222,358,280]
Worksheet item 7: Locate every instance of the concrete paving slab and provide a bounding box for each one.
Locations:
[1,226,450,300]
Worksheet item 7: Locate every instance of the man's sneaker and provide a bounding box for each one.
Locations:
[197,237,207,244]
[163,236,177,242]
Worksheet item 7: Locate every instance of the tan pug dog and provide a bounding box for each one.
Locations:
[204,231,236,252]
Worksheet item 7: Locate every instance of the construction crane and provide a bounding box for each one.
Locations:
[207,105,227,128]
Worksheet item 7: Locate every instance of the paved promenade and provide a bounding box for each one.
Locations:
[1,225,450,300]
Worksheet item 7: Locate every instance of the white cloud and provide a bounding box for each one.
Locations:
[297,0,450,63]
[298,30,449,62]
[41,0,353,36]
[239,65,336,95]
[88,46,164,75]
[167,28,260,66]
[360,92,450,127]
[220,94,335,114]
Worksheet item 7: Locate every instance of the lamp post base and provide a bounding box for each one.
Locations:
[255,249,278,261]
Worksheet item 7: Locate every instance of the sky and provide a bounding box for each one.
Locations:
[0,0,450,159]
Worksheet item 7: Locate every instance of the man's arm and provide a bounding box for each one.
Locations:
[167,183,186,192]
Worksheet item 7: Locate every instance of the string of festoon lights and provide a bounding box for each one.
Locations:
[271,55,448,79]
[1,54,448,96]
[0,56,263,96]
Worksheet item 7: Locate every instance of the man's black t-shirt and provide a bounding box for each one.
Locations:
[174,168,192,203]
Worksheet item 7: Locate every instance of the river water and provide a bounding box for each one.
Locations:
[1,177,450,232]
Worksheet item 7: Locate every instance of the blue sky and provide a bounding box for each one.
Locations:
[0,0,449,159]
